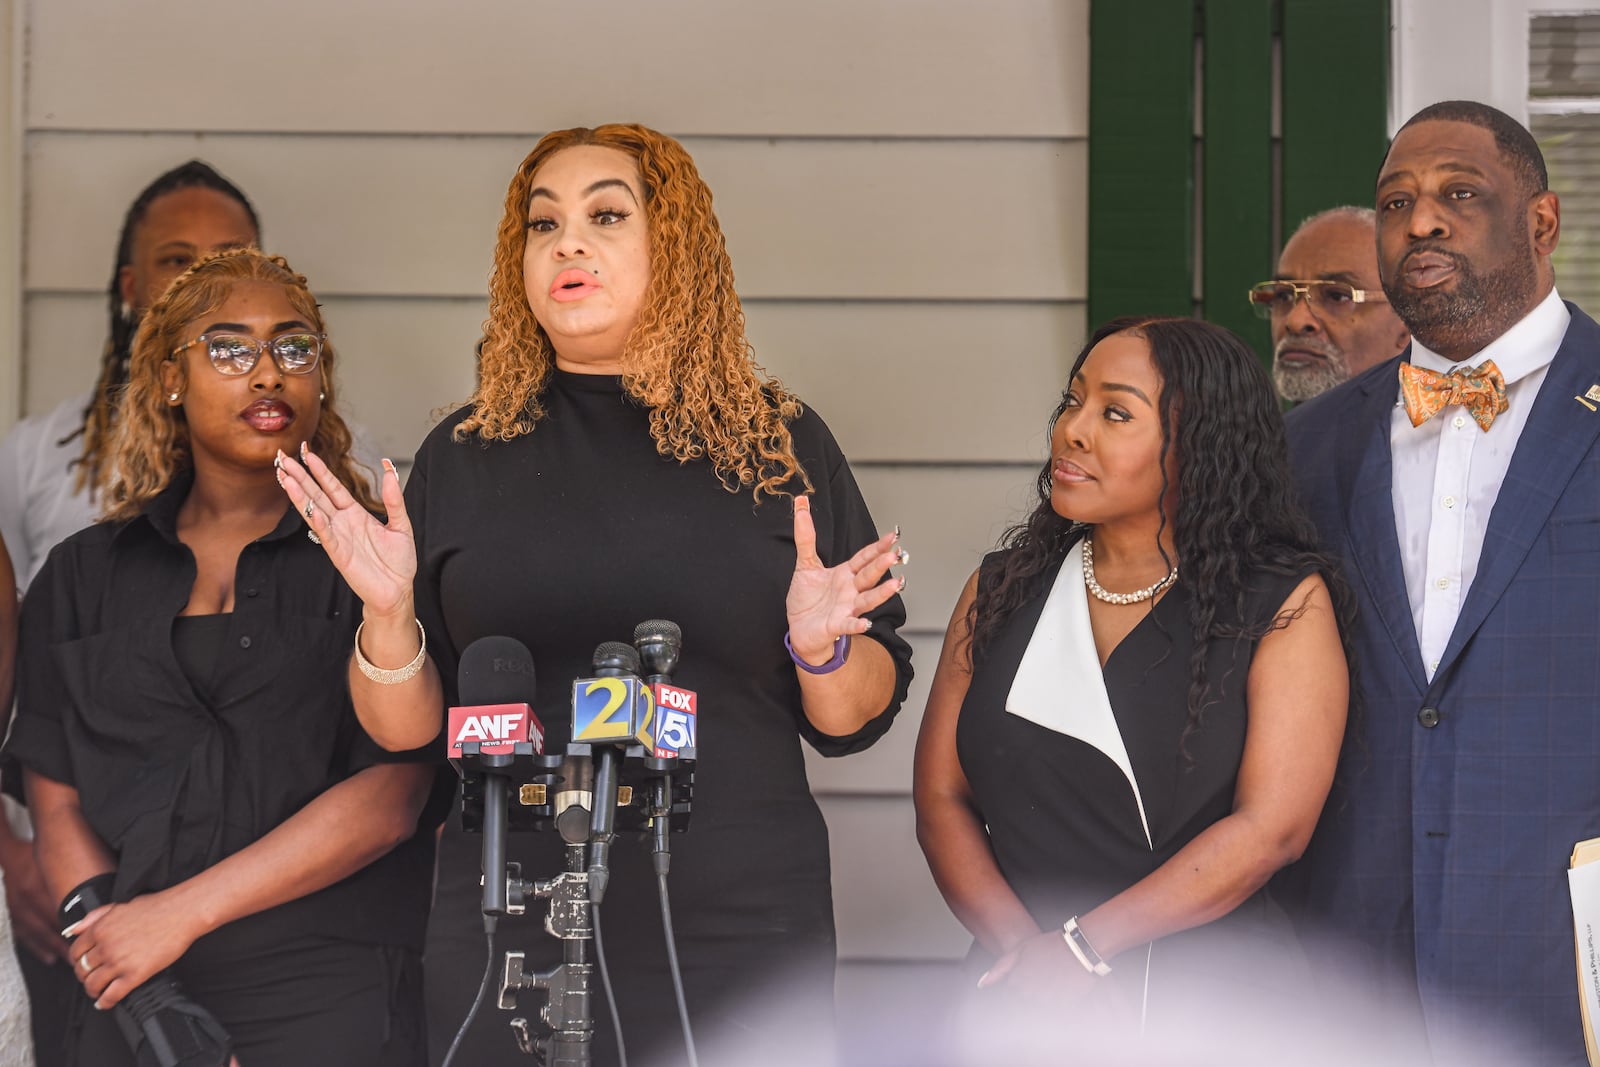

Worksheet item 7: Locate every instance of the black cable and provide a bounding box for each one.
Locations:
[441,918,496,1067]
[656,870,700,1067]
[592,903,628,1067]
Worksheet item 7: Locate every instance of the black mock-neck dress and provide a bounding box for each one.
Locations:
[413,370,912,1067]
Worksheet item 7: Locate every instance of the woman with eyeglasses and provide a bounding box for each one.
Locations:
[276,124,913,1067]
[914,317,1352,1055]
[3,248,441,1067]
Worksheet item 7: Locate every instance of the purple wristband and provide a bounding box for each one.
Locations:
[785,631,852,674]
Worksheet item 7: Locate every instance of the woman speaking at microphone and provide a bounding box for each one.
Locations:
[5,249,440,1066]
[276,124,914,1067]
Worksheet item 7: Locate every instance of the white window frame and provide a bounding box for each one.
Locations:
[1390,0,1600,133]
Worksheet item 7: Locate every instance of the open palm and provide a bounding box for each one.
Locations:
[785,495,904,664]
[276,446,416,619]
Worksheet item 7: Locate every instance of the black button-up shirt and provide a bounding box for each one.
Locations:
[4,475,441,953]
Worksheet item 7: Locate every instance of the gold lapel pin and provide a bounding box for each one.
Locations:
[1576,385,1600,411]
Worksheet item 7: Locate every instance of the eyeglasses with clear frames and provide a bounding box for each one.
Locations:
[170,332,325,376]
[1246,280,1388,321]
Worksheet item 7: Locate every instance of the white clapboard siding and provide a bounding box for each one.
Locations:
[28,0,1087,139]
[820,794,971,961]
[853,464,1037,633]
[26,133,1085,302]
[803,632,942,796]
[26,292,1081,465]
[750,300,1083,463]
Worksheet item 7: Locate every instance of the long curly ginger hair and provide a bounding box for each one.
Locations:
[100,247,378,522]
[464,123,810,499]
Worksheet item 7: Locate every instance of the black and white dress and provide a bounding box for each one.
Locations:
[956,537,1311,1022]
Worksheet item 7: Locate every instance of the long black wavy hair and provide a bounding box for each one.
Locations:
[969,316,1356,751]
[64,160,260,495]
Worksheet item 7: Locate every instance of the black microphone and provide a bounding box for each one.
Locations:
[454,636,539,920]
[60,875,232,1067]
[633,619,682,686]
[634,620,683,867]
[583,641,644,904]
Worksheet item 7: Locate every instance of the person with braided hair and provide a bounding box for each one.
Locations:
[913,317,1352,1054]
[0,159,258,1067]
[0,161,259,592]
[3,248,442,1066]
[274,124,913,1067]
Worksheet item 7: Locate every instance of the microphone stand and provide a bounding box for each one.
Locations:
[501,844,595,1066]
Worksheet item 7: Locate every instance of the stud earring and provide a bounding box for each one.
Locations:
[319,391,326,402]
[168,392,180,403]
[120,301,133,321]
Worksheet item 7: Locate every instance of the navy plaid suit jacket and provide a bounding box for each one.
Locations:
[1286,302,1600,1064]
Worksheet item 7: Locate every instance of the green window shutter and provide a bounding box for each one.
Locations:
[1088,0,1197,325]
[1200,0,1274,358]
[1089,0,1390,366]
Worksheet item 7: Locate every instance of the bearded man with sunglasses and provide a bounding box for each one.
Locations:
[1250,206,1411,402]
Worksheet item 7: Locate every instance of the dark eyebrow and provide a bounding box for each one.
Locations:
[1072,371,1153,406]
[201,320,312,334]
[527,178,640,207]
[1377,160,1489,189]
[1104,382,1153,405]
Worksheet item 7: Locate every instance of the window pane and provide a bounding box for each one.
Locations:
[1531,14,1600,98]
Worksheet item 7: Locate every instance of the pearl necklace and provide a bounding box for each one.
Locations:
[1081,535,1177,606]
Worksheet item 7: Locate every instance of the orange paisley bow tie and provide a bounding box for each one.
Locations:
[1398,359,1509,431]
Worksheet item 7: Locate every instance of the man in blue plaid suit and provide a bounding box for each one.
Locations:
[1287,100,1600,1064]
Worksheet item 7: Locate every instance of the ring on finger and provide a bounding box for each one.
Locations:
[304,500,316,520]
[78,952,91,973]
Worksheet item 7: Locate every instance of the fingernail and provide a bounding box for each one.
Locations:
[893,524,901,542]
[895,548,911,566]
[976,970,992,989]
[382,458,395,475]
[273,451,283,471]
[899,575,908,591]
[299,440,309,457]
[60,922,81,938]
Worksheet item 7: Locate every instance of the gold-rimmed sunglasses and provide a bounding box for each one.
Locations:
[170,331,325,376]
[1247,280,1388,320]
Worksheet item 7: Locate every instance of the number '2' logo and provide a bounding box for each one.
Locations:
[573,677,654,744]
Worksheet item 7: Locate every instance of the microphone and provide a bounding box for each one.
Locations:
[573,642,650,903]
[452,637,541,919]
[61,874,232,1067]
[634,619,681,684]
[634,620,684,869]
[636,619,697,761]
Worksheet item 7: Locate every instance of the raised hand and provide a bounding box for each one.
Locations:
[785,495,906,666]
[276,445,415,620]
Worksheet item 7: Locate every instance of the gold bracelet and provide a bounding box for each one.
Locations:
[354,618,427,685]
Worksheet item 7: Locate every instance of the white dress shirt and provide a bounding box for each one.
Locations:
[0,390,99,591]
[1390,287,1569,680]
